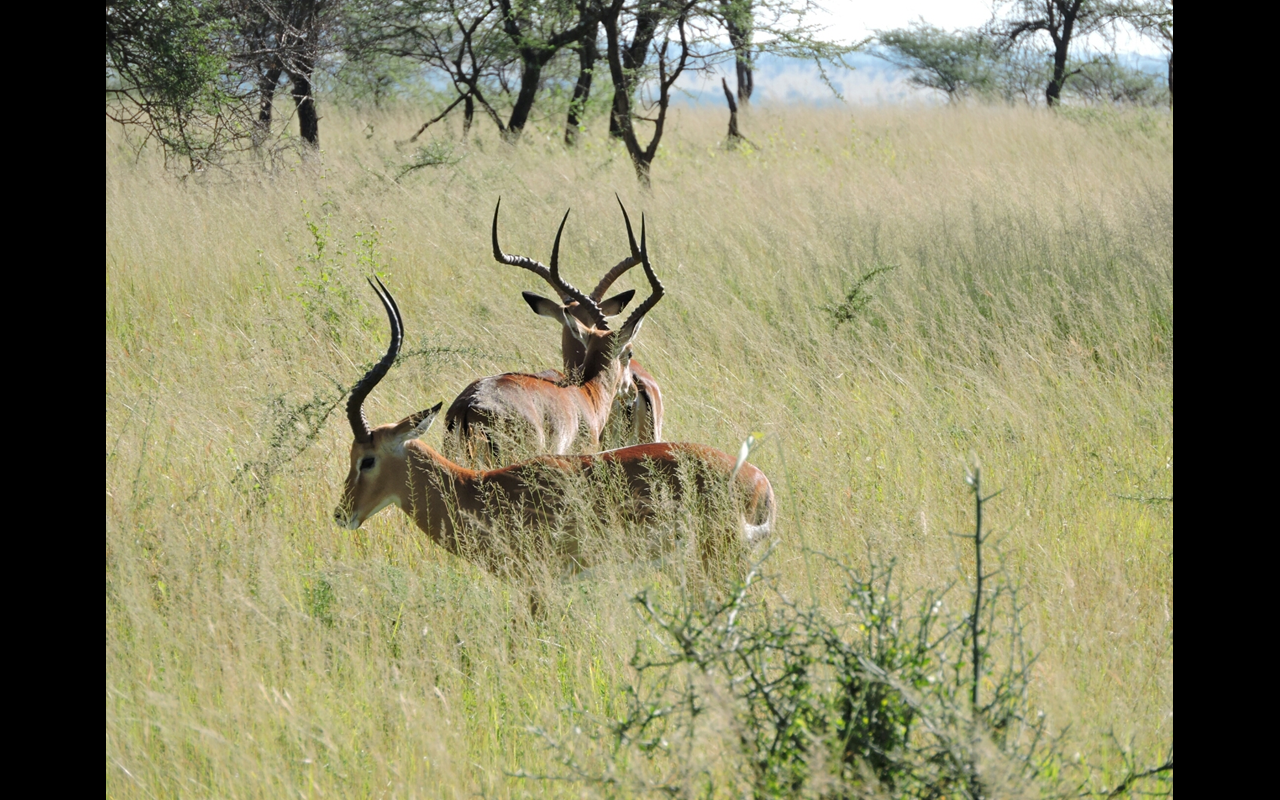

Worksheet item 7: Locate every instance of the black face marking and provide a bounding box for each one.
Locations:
[359,456,376,470]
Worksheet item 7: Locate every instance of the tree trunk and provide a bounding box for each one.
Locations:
[463,94,475,135]
[608,93,624,139]
[289,68,319,145]
[735,55,754,105]
[505,58,544,138]
[1045,1,1079,107]
[721,1,753,105]
[608,0,661,139]
[722,77,742,145]
[1166,51,1173,103]
[633,157,652,188]
[565,21,600,145]
[497,0,600,141]
[602,0,675,188]
[1046,42,1068,106]
[255,67,283,146]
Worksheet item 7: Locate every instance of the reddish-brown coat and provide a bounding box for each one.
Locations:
[338,423,775,579]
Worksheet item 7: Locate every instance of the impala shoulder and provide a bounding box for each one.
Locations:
[598,442,679,461]
[494,372,560,390]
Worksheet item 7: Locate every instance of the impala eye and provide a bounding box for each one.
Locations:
[359,457,375,470]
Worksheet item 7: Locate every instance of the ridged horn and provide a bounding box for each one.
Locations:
[618,213,664,339]
[346,276,402,443]
[588,194,643,301]
[491,198,567,299]
[547,209,609,329]
[492,198,608,329]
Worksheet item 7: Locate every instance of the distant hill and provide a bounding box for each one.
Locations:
[674,53,915,106]
[672,51,1169,106]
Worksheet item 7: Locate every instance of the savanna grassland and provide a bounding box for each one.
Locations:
[106,103,1173,797]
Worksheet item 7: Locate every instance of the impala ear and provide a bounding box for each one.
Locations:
[617,316,644,351]
[522,291,562,319]
[405,402,442,439]
[599,289,636,316]
[523,291,591,344]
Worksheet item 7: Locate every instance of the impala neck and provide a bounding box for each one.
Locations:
[561,328,587,376]
[574,332,624,393]
[580,360,623,422]
[396,440,483,556]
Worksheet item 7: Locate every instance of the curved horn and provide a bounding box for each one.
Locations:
[619,213,664,339]
[492,198,569,302]
[588,194,643,301]
[492,198,609,329]
[547,209,609,329]
[491,194,596,307]
[346,276,403,443]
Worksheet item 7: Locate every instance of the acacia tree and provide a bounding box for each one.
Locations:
[497,0,604,138]
[602,0,854,186]
[238,0,335,147]
[106,0,259,168]
[1119,0,1172,100]
[704,0,841,112]
[998,0,1120,106]
[874,23,995,102]
[601,0,698,185]
[345,0,608,141]
[345,0,517,137]
[605,0,663,141]
[107,0,337,167]
[1068,55,1161,104]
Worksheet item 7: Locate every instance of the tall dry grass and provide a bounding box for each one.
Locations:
[106,102,1172,797]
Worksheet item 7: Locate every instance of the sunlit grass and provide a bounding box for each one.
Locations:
[106,102,1172,797]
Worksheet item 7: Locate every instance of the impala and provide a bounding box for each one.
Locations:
[443,201,664,467]
[499,196,665,448]
[335,278,775,579]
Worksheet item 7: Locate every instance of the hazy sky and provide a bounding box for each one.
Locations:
[813,0,995,42]
[809,1,1164,55]
[671,1,1168,103]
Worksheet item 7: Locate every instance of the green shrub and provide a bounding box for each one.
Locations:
[531,469,1171,798]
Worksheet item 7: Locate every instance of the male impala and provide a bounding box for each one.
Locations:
[499,196,664,448]
[443,202,664,467]
[335,278,775,579]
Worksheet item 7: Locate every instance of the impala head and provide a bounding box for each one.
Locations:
[493,196,664,382]
[334,277,443,530]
